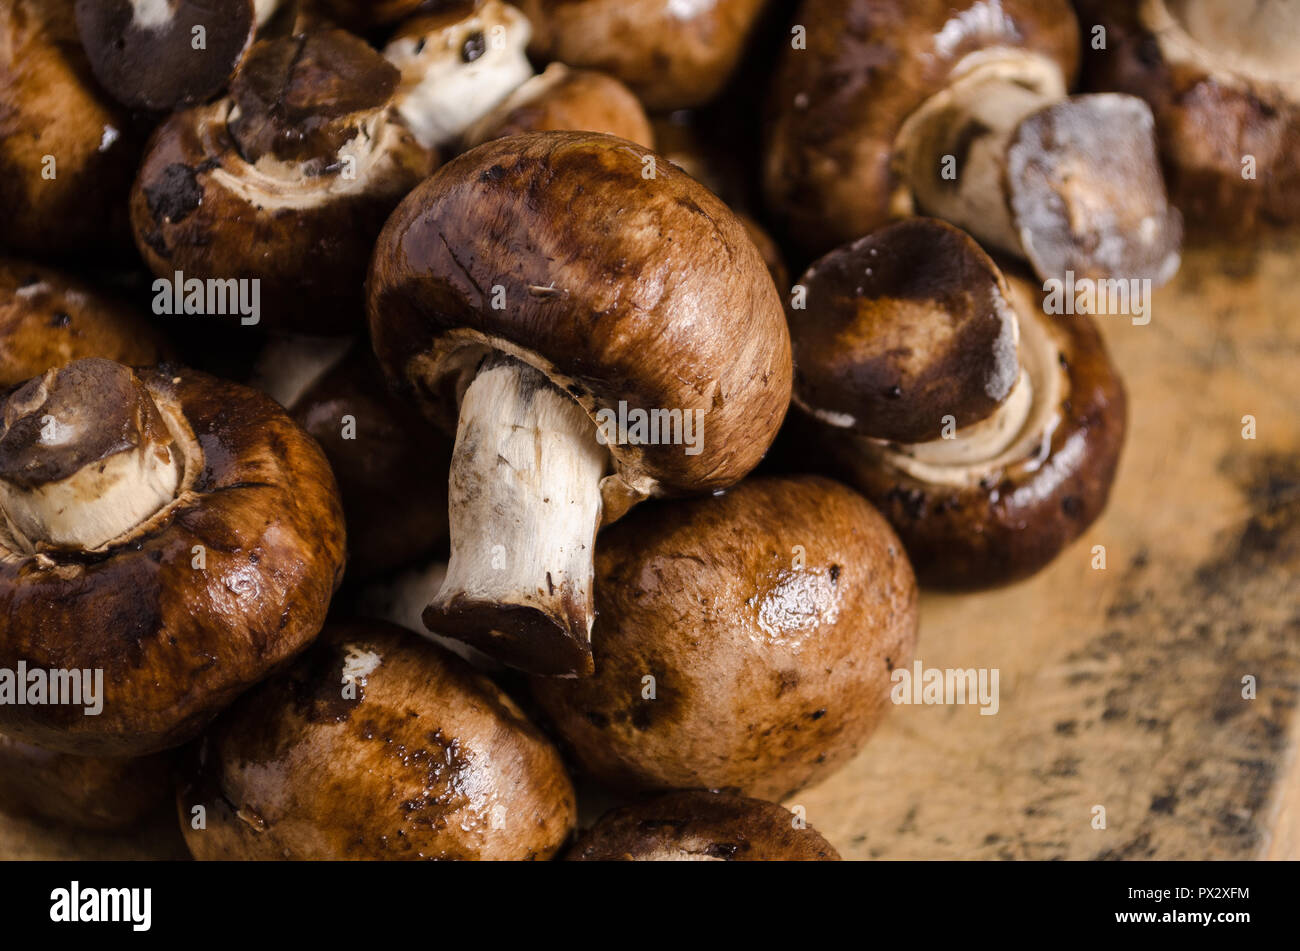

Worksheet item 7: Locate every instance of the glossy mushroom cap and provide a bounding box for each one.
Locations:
[0,0,139,256]
[791,218,1020,444]
[178,619,577,860]
[518,0,768,111]
[0,732,171,831]
[531,476,918,801]
[369,130,790,502]
[291,345,453,578]
[130,29,437,335]
[463,63,655,149]
[567,791,841,861]
[1078,0,1300,235]
[0,259,168,387]
[369,130,790,675]
[74,0,263,111]
[0,360,346,755]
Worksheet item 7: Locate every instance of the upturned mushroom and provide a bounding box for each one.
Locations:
[530,475,917,800]
[1077,0,1300,235]
[0,358,346,755]
[1,259,169,387]
[368,131,792,676]
[765,0,1183,285]
[130,28,437,334]
[787,218,1127,589]
[74,0,286,111]
[0,732,172,831]
[0,0,141,256]
[518,0,769,111]
[178,619,576,860]
[567,791,841,861]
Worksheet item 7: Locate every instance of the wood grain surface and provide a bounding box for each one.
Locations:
[1,235,1296,861]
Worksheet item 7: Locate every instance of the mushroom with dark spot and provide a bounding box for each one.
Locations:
[177,619,576,859]
[129,29,438,334]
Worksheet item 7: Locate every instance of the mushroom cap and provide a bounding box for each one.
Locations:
[0,0,139,256]
[790,218,1020,444]
[0,365,346,755]
[178,619,577,860]
[531,475,918,801]
[1078,0,1300,235]
[0,732,171,831]
[74,0,257,111]
[0,259,169,387]
[129,30,437,335]
[464,63,655,149]
[764,0,1079,256]
[292,345,452,578]
[367,130,792,500]
[825,274,1127,589]
[518,0,768,111]
[567,790,841,861]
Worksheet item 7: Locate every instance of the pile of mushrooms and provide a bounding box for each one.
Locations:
[0,0,1274,862]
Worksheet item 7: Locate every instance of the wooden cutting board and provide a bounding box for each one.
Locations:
[2,234,1296,860]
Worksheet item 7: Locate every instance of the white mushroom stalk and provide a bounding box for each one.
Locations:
[0,361,189,552]
[383,0,535,150]
[1143,0,1300,96]
[428,354,606,671]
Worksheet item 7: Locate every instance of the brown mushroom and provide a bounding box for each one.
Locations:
[290,344,453,578]
[1077,0,1300,235]
[567,790,841,861]
[73,0,283,111]
[764,0,1182,285]
[0,731,171,831]
[0,358,346,755]
[367,131,792,677]
[129,28,437,335]
[530,475,917,800]
[177,618,576,860]
[0,0,140,256]
[788,218,1127,589]
[518,0,768,111]
[0,259,170,387]
[463,63,654,148]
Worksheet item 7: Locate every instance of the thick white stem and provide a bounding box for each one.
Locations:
[900,59,1062,257]
[425,354,606,676]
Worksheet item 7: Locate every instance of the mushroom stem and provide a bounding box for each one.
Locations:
[0,360,181,551]
[426,353,605,676]
[898,60,1062,257]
